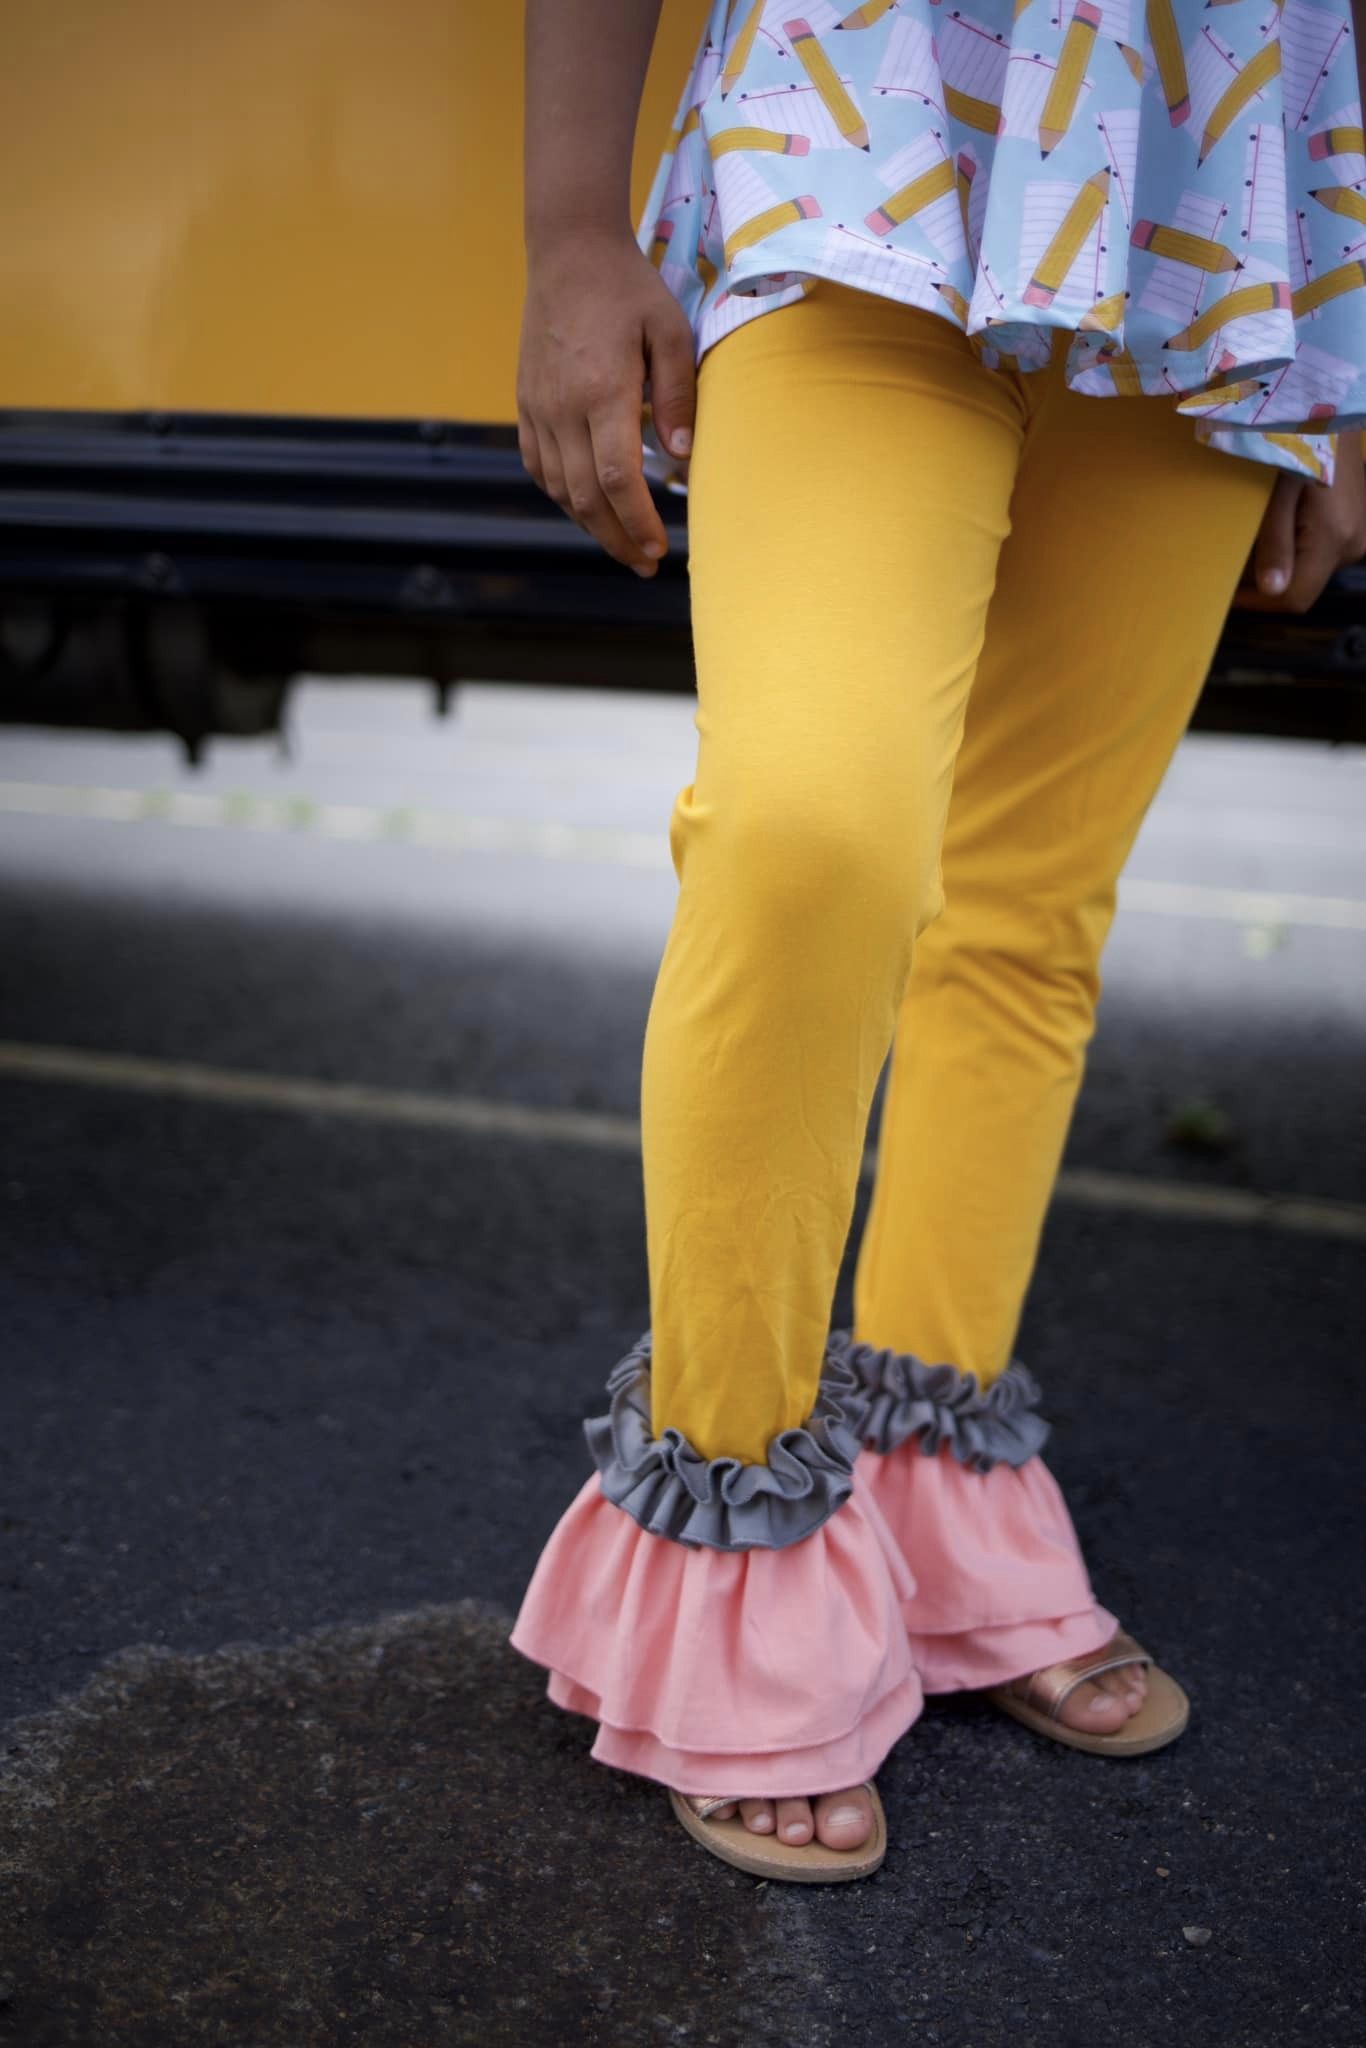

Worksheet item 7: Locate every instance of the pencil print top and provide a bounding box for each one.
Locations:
[636,0,1366,481]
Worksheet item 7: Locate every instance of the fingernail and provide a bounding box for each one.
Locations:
[1262,567,1288,592]
[642,541,665,558]
[671,428,692,455]
[826,1806,863,1828]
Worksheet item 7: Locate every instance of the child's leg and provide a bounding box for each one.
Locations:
[640,284,1026,1465]
[849,346,1277,1704]
[512,282,1027,1798]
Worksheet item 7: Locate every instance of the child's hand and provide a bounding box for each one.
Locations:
[517,234,696,577]
[1234,440,1366,612]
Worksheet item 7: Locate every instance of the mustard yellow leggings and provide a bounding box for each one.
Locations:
[639,280,1276,1466]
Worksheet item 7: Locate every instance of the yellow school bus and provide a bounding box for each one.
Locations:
[0,2,1361,751]
[1,0,704,423]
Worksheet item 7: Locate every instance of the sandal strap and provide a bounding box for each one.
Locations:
[683,1780,875,1822]
[1008,1630,1153,1721]
[686,1796,737,1821]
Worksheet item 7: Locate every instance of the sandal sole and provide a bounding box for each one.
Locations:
[985,1664,1190,1756]
[669,1785,887,1882]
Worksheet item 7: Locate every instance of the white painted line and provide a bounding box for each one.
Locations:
[1,1040,1362,1242]
[1119,876,1366,934]
[2,779,1364,930]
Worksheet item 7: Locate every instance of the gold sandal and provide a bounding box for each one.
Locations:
[985,1629,1190,1756]
[668,1781,887,1882]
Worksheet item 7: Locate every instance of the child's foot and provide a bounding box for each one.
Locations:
[703,1649,1150,1842]
[1042,1648,1149,1733]
[702,1786,876,1849]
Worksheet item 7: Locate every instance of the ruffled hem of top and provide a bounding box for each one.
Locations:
[638,0,1366,483]
[830,1328,1050,1472]
[583,1327,864,1551]
[715,253,1348,485]
[509,1469,925,1789]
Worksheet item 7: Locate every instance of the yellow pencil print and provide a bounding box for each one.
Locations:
[1308,125,1366,159]
[1023,168,1110,306]
[865,157,956,232]
[1262,433,1327,480]
[723,194,823,266]
[711,127,813,158]
[1178,377,1268,408]
[1079,290,1127,330]
[647,215,675,269]
[1292,258,1366,316]
[1146,0,1191,126]
[944,84,1004,134]
[1039,1,1103,156]
[1131,218,1242,271]
[1162,279,1292,349]
[1096,348,1146,393]
[1198,40,1281,164]
[720,0,765,97]
[784,18,872,148]
[934,281,973,323]
[833,0,897,26]
[1310,184,1366,223]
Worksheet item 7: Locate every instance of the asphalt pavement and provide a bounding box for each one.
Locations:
[1,681,1364,2048]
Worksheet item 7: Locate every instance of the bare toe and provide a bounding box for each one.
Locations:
[775,1797,814,1845]
[705,1801,738,1820]
[1057,1675,1130,1733]
[1097,1667,1146,1714]
[739,1798,776,1834]
[813,1787,874,1850]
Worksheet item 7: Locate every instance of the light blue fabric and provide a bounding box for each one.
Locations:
[636,0,1366,481]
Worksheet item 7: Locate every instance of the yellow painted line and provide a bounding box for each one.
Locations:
[1,780,1363,934]
[0,1041,638,1151]
[1050,1166,1366,1243]
[1,1041,1363,1242]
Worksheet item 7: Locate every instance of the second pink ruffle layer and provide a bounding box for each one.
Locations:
[509,1439,1118,1797]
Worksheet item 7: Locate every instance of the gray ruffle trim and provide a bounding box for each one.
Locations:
[829,1328,1050,1472]
[583,1330,863,1552]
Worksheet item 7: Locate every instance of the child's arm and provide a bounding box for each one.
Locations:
[519,0,696,578]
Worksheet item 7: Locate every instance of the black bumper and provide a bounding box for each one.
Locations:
[0,409,1362,752]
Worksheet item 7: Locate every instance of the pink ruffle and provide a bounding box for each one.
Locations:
[509,1472,925,1797]
[511,1439,1122,1794]
[855,1441,1119,1694]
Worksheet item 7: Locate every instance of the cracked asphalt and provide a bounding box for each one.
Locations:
[1,683,1363,2048]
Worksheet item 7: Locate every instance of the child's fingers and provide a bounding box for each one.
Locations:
[644,305,697,462]
[586,403,669,562]
[1251,473,1301,599]
[550,418,662,577]
[516,416,547,494]
[1241,467,1359,613]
